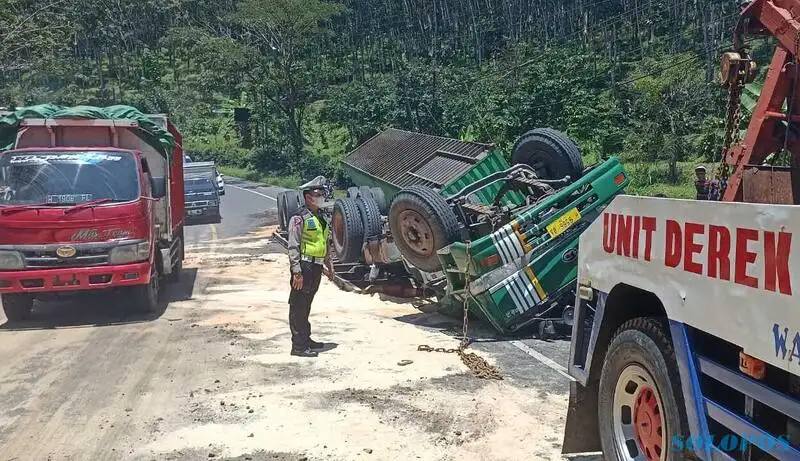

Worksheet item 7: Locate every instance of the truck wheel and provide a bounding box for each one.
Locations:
[1,294,33,321]
[276,191,287,231]
[332,198,364,263]
[356,196,382,241]
[389,185,460,273]
[511,128,584,181]
[284,190,303,221]
[346,187,360,199]
[370,187,388,215]
[132,269,161,314]
[598,318,689,461]
[358,186,373,200]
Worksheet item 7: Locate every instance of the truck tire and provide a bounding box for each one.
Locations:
[131,268,161,314]
[598,317,690,461]
[356,196,382,242]
[346,187,360,199]
[370,187,388,215]
[284,190,303,222]
[511,128,584,181]
[1,294,33,322]
[277,191,288,231]
[358,186,373,200]
[332,198,364,263]
[388,185,460,273]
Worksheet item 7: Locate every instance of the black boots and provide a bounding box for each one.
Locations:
[291,348,318,357]
[291,339,325,357]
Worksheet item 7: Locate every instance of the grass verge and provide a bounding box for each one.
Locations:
[218,166,301,189]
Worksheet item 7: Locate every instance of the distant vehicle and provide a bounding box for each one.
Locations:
[184,161,224,196]
[184,174,221,223]
[184,155,192,163]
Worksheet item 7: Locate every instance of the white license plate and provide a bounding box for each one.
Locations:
[188,209,203,216]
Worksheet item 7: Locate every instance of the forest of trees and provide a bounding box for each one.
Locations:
[0,0,772,195]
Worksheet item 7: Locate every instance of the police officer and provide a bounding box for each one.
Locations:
[286,176,334,357]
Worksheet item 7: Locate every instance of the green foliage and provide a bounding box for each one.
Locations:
[0,0,744,194]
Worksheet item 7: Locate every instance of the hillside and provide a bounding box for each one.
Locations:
[0,0,771,195]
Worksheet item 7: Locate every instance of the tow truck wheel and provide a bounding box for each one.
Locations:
[1,294,33,321]
[598,318,689,461]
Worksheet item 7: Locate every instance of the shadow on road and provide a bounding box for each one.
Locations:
[316,342,339,353]
[392,307,571,345]
[0,268,198,331]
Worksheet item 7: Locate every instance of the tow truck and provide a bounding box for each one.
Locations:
[563,1,800,459]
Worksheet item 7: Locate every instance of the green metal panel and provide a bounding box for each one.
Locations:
[439,150,526,206]
[437,156,629,334]
[341,163,402,201]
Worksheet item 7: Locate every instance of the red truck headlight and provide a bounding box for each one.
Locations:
[109,241,151,265]
[0,250,24,270]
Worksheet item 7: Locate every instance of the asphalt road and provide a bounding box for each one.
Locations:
[191,177,577,396]
[184,178,289,244]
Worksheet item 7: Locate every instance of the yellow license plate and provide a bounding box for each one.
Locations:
[546,207,581,238]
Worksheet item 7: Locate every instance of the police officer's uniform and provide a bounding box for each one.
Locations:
[286,177,332,357]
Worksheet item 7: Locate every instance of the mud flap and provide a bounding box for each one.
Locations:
[561,380,602,455]
[160,248,172,275]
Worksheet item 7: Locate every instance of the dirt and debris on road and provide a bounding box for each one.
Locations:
[0,225,579,461]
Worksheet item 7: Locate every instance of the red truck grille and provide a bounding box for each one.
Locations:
[17,244,111,269]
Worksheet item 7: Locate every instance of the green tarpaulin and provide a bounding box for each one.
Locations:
[0,104,176,158]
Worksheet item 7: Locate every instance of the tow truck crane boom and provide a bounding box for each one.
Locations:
[721,0,800,203]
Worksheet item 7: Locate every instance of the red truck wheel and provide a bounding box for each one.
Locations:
[1,294,33,322]
[131,269,161,313]
[598,318,689,461]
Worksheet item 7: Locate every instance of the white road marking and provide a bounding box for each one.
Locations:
[510,340,576,381]
[229,184,278,201]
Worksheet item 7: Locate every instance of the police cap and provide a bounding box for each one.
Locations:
[299,175,327,193]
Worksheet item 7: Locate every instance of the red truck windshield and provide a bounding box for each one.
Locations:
[0,150,140,206]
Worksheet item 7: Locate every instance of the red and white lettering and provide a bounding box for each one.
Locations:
[600,213,793,296]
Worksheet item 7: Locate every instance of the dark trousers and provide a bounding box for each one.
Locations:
[288,261,323,350]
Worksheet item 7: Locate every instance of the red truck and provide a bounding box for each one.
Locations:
[0,106,185,320]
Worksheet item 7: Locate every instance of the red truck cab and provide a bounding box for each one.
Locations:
[0,114,185,321]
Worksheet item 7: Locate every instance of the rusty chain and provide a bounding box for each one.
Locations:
[417,241,503,380]
[716,83,742,184]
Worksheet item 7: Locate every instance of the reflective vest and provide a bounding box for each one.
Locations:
[300,211,329,258]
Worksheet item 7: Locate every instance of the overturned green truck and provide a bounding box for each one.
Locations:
[278,127,629,336]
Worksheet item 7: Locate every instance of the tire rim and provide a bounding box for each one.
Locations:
[397,209,434,256]
[612,364,666,461]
